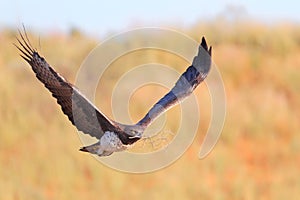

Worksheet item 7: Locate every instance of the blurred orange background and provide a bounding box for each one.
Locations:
[1,12,300,200]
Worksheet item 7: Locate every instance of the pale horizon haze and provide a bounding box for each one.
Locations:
[1,0,299,36]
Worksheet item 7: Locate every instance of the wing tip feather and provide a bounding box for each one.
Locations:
[15,26,36,63]
[201,36,212,56]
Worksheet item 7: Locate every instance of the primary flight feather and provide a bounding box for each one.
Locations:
[16,30,212,156]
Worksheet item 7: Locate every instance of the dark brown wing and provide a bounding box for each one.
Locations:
[15,31,120,139]
[137,37,212,127]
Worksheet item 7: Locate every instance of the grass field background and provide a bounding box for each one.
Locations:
[0,20,300,199]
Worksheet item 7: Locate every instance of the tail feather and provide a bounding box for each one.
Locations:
[79,144,113,156]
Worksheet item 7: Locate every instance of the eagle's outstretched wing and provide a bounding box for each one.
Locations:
[137,37,212,127]
[15,31,120,139]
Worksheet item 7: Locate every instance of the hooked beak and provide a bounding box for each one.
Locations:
[129,132,142,139]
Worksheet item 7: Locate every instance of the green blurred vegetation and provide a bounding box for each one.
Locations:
[0,20,300,199]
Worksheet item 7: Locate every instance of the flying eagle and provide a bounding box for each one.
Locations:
[15,30,212,156]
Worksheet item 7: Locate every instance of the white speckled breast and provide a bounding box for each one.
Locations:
[100,131,127,153]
